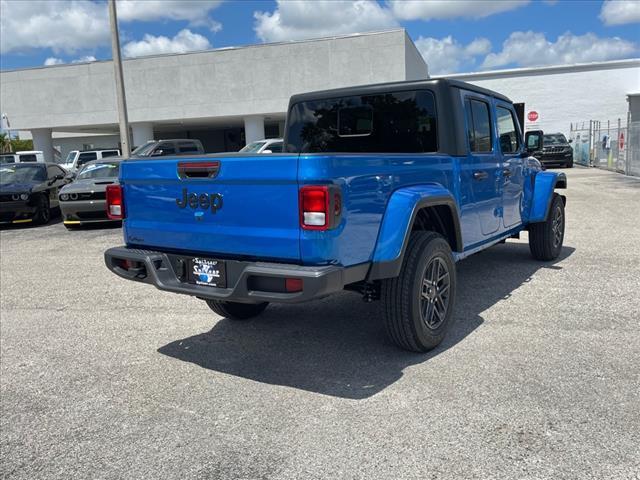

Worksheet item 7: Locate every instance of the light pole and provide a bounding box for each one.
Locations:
[107,0,131,158]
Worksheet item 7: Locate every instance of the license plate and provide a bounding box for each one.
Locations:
[188,257,226,288]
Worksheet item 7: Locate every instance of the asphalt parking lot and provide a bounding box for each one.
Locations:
[1,166,639,480]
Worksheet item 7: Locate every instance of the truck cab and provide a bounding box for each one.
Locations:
[105,78,566,352]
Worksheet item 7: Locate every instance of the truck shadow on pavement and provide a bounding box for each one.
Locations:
[158,242,575,399]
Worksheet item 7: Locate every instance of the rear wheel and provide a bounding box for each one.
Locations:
[529,193,565,260]
[205,300,268,320]
[32,195,51,225]
[381,231,456,352]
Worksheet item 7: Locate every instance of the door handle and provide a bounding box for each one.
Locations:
[473,170,488,180]
[502,168,512,177]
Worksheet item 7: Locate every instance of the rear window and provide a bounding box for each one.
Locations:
[77,162,120,179]
[286,90,438,153]
[78,152,98,166]
[178,142,200,154]
[267,142,283,153]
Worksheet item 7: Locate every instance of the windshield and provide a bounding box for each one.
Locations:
[240,141,267,153]
[544,134,568,146]
[0,165,46,183]
[64,151,78,163]
[131,142,157,157]
[77,162,120,180]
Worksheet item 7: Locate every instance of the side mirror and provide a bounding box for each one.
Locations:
[568,138,573,143]
[524,130,544,153]
[262,149,272,154]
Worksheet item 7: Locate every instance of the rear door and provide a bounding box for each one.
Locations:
[121,154,301,261]
[462,92,502,241]
[495,102,525,229]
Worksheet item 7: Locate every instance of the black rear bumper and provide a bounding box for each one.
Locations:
[104,246,369,304]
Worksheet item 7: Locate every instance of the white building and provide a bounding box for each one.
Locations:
[1,28,638,162]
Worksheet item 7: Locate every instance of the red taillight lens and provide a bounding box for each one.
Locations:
[300,186,329,229]
[106,184,124,220]
[300,185,342,231]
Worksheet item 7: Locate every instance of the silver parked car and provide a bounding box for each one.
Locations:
[59,159,121,228]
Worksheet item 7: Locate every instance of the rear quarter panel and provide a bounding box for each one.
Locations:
[298,153,456,266]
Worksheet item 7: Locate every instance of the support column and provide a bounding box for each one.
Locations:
[31,128,54,163]
[243,115,265,144]
[131,122,154,148]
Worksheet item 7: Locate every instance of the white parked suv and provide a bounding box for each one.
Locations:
[239,138,283,154]
[60,149,120,172]
[0,151,46,163]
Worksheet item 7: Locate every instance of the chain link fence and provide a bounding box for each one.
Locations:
[569,118,640,177]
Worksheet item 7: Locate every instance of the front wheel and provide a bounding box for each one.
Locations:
[381,232,457,352]
[205,300,268,320]
[32,195,51,225]
[529,193,565,261]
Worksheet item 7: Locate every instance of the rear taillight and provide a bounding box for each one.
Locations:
[106,184,124,220]
[299,185,342,230]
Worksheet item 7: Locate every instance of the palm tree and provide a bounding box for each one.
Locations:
[0,132,12,153]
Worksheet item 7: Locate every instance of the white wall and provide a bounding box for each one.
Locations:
[0,30,425,132]
[444,60,640,136]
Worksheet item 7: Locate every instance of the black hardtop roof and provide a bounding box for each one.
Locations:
[288,77,512,105]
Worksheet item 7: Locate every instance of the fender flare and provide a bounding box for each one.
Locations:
[368,185,462,280]
[529,171,567,223]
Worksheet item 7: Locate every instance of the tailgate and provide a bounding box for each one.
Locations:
[121,154,300,261]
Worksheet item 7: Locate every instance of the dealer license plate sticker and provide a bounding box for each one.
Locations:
[188,257,226,288]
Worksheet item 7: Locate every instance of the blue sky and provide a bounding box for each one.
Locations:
[1,0,639,74]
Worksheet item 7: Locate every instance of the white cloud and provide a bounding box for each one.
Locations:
[481,31,638,69]
[415,36,491,74]
[116,0,223,31]
[1,0,109,54]
[44,57,64,66]
[122,29,211,58]
[254,0,397,43]
[73,55,97,63]
[1,0,223,55]
[389,0,529,20]
[599,0,640,26]
[43,55,97,66]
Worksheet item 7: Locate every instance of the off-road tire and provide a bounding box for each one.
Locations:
[205,300,268,320]
[529,193,565,261]
[381,231,457,352]
[32,194,51,225]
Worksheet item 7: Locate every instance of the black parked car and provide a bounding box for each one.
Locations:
[535,133,574,168]
[0,163,71,225]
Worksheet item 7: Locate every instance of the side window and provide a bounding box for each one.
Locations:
[178,142,199,154]
[267,142,283,153]
[496,106,520,154]
[156,143,176,155]
[338,105,373,137]
[465,98,492,153]
[78,152,97,166]
[287,89,438,153]
[101,150,119,158]
[18,154,38,162]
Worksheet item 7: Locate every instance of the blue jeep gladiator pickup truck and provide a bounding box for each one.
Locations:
[104,78,566,352]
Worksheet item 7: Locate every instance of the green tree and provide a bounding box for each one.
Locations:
[10,138,33,151]
[0,132,11,153]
